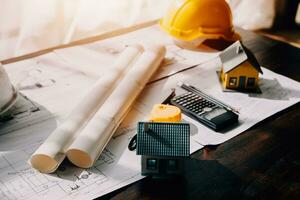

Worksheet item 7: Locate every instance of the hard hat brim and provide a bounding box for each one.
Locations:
[159,19,240,42]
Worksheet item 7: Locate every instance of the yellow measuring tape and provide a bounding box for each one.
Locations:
[149,104,181,123]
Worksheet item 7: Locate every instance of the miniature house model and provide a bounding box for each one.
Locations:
[219,41,263,91]
[136,122,190,178]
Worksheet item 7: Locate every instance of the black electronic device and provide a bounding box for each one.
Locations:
[170,82,239,131]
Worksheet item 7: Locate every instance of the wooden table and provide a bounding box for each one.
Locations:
[98,28,300,200]
[2,22,299,200]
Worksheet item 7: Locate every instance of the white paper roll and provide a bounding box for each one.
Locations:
[30,45,143,173]
[66,45,166,168]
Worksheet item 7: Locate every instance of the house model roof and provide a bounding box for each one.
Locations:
[219,41,263,74]
[136,122,190,157]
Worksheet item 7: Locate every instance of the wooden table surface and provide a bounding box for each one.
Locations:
[2,22,298,200]
[98,29,300,200]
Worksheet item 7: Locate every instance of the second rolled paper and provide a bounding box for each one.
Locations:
[66,45,166,168]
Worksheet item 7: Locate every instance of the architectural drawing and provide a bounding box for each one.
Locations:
[0,131,140,200]
[0,94,52,136]
[1,24,299,200]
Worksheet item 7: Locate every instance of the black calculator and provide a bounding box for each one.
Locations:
[170,91,238,131]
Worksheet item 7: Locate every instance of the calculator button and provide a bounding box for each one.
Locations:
[170,91,238,131]
[197,111,204,115]
[203,107,212,112]
[187,104,193,108]
[185,101,191,105]
[174,98,181,102]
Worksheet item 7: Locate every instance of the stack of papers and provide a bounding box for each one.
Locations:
[1,25,299,200]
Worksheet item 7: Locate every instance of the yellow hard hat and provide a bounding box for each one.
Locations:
[160,0,240,41]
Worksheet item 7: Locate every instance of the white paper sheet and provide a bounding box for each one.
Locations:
[0,123,140,200]
[135,58,300,146]
[1,25,206,200]
[1,24,299,200]
[30,45,143,173]
[54,25,218,82]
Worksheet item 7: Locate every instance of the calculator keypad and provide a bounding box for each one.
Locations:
[170,91,239,131]
[172,92,216,115]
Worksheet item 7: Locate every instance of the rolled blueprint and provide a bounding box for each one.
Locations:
[67,45,166,168]
[30,45,143,173]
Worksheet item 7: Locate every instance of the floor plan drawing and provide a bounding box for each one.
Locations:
[2,24,299,200]
[0,130,141,200]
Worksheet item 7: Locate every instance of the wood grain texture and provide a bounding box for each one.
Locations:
[3,22,299,199]
[98,28,300,200]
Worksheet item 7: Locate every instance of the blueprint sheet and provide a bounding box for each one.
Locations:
[138,59,300,146]
[0,25,207,200]
[1,24,300,199]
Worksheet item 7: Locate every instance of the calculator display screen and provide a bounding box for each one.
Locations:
[203,108,227,120]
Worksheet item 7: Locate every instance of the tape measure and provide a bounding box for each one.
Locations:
[149,104,181,122]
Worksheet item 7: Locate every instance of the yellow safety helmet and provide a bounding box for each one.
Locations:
[160,0,240,41]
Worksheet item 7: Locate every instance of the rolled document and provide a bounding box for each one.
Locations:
[67,45,166,168]
[30,45,143,173]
